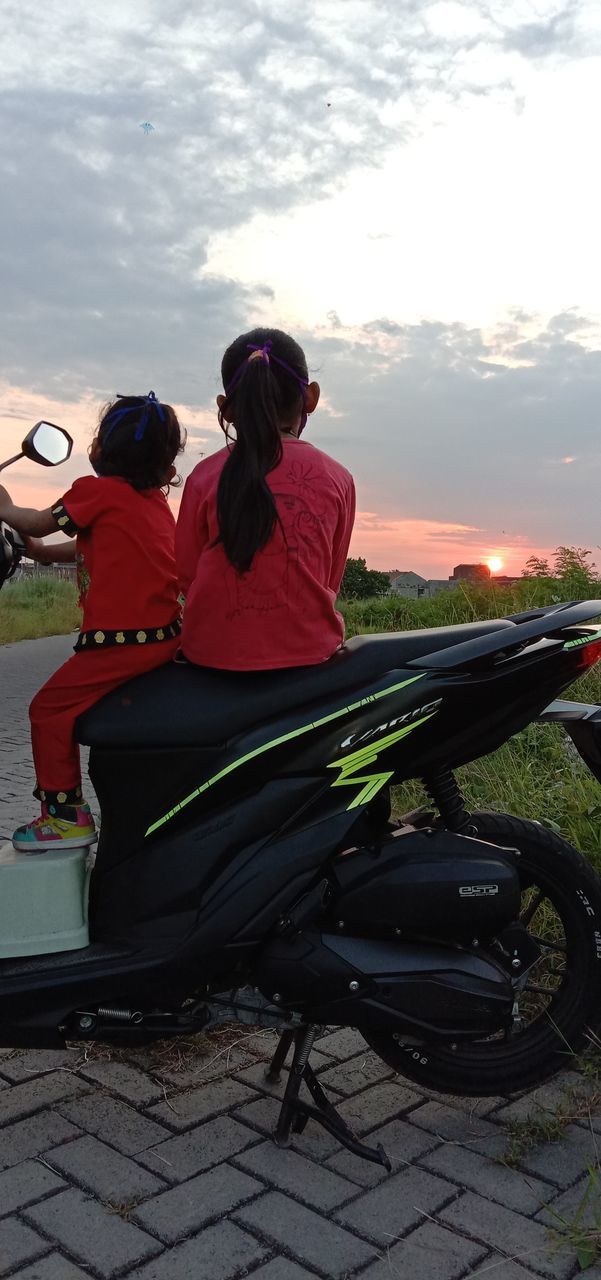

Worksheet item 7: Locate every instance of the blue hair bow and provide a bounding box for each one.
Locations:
[104,391,166,442]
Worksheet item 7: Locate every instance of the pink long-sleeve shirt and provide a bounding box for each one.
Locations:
[176,437,355,670]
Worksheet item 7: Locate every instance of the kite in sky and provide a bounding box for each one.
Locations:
[139,122,155,134]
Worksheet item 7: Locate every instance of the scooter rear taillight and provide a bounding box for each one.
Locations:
[577,639,601,669]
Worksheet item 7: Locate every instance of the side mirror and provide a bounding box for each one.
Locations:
[22,422,73,468]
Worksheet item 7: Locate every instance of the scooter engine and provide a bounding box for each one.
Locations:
[254,930,515,1042]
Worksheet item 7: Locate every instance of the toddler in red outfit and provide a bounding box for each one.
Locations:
[176,328,355,670]
[0,392,185,852]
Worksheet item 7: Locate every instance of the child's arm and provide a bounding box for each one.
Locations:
[23,536,77,565]
[0,485,60,538]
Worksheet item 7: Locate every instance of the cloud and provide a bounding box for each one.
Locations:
[502,0,591,59]
[302,309,601,554]
[3,0,597,399]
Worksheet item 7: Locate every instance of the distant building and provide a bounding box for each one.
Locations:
[388,571,455,600]
[452,563,491,582]
[388,571,428,599]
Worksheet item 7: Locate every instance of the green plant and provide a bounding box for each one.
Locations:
[0,576,80,644]
[548,1165,601,1271]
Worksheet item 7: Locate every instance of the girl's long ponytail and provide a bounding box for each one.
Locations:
[216,329,308,574]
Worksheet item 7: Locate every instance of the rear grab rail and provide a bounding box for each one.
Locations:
[408,600,601,671]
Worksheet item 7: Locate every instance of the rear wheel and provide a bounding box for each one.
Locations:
[363,812,601,1095]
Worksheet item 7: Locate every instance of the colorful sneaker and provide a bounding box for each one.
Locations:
[12,803,97,854]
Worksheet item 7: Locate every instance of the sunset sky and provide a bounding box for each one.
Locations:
[2,0,601,576]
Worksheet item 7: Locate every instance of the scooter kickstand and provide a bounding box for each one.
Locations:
[265,1029,295,1084]
[273,1026,392,1172]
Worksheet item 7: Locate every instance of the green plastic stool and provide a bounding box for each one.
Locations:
[0,842,92,957]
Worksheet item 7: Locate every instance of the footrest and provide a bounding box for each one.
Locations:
[0,842,92,957]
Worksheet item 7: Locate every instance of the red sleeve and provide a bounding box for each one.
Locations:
[175,472,210,595]
[329,475,356,595]
[51,476,106,537]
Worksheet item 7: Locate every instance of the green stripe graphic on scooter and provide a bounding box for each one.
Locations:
[145,673,427,836]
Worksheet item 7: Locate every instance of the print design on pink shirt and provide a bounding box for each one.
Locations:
[224,462,326,618]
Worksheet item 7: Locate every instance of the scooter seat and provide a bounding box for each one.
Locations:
[77,620,515,749]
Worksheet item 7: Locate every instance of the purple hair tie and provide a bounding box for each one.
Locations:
[103,391,166,442]
[225,340,309,430]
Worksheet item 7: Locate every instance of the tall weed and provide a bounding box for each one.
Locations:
[0,577,80,644]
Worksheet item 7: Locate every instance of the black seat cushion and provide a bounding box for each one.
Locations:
[77,620,515,749]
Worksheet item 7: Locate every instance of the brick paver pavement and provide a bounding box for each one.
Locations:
[0,635,598,1279]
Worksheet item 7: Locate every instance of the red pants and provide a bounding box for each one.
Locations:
[30,638,180,799]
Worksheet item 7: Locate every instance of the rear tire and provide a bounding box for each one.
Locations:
[363,812,601,1095]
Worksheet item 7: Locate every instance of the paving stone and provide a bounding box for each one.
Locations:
[316,1051,395,1097]
[408,1099,507,1157]
[0,1071,87,1125]
[78,1058,164,1106]
[148,1076,255,1130]
[0,1111,82,1170]
[46,1133,166,1201]
[138,1114,259,1182]
[471,1266,555,1280]
[132,1161,261,1243]
[357,1220,487,1279]
[326,1116,439,1187]
[9,1256,93,1280]
[0,1217,47,1275]
[423,1087,506,1116]
[314,1028,367,1060]
[247,1263,319,1280]
[493,1074,587,1124]
[127,1220,267,1279]
[537,1172,601,1230]
[440,1191,577,1279]
[58,1092,171,1155]
[24,1188,160,1279]
[0,1158,65,1217]
[234,1141,357,1210]
[337,1081,423,1134]
[335,1165,457,1245]
[236,1190,376,1277]
[0,1048,83,1083]
[518,1124,600,1188]
[421,1143,554,1213]
[575,1105,601,1135]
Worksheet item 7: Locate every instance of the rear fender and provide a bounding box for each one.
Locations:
[539,699,601,785]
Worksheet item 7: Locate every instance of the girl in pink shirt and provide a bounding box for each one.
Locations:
[176,327,355,670]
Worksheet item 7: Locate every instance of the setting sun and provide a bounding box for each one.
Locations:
[487,556,503,573]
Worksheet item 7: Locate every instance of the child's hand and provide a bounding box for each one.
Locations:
[23,536,51,565]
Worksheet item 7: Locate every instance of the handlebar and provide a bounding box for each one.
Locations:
[0,523,25,589]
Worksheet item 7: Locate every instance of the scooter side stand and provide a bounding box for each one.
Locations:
[268,1025,392,1172]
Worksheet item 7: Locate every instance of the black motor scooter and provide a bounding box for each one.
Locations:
[1,422,601,1170]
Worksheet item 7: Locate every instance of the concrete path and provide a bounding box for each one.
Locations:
[0,635,598,1280]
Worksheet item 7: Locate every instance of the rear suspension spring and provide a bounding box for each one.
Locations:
[423,770,473,834]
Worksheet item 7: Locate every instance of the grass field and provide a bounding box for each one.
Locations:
[1,572,600,868]
[0,577,80,645]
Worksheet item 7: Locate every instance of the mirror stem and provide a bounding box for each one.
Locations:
[0,453,24,474]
